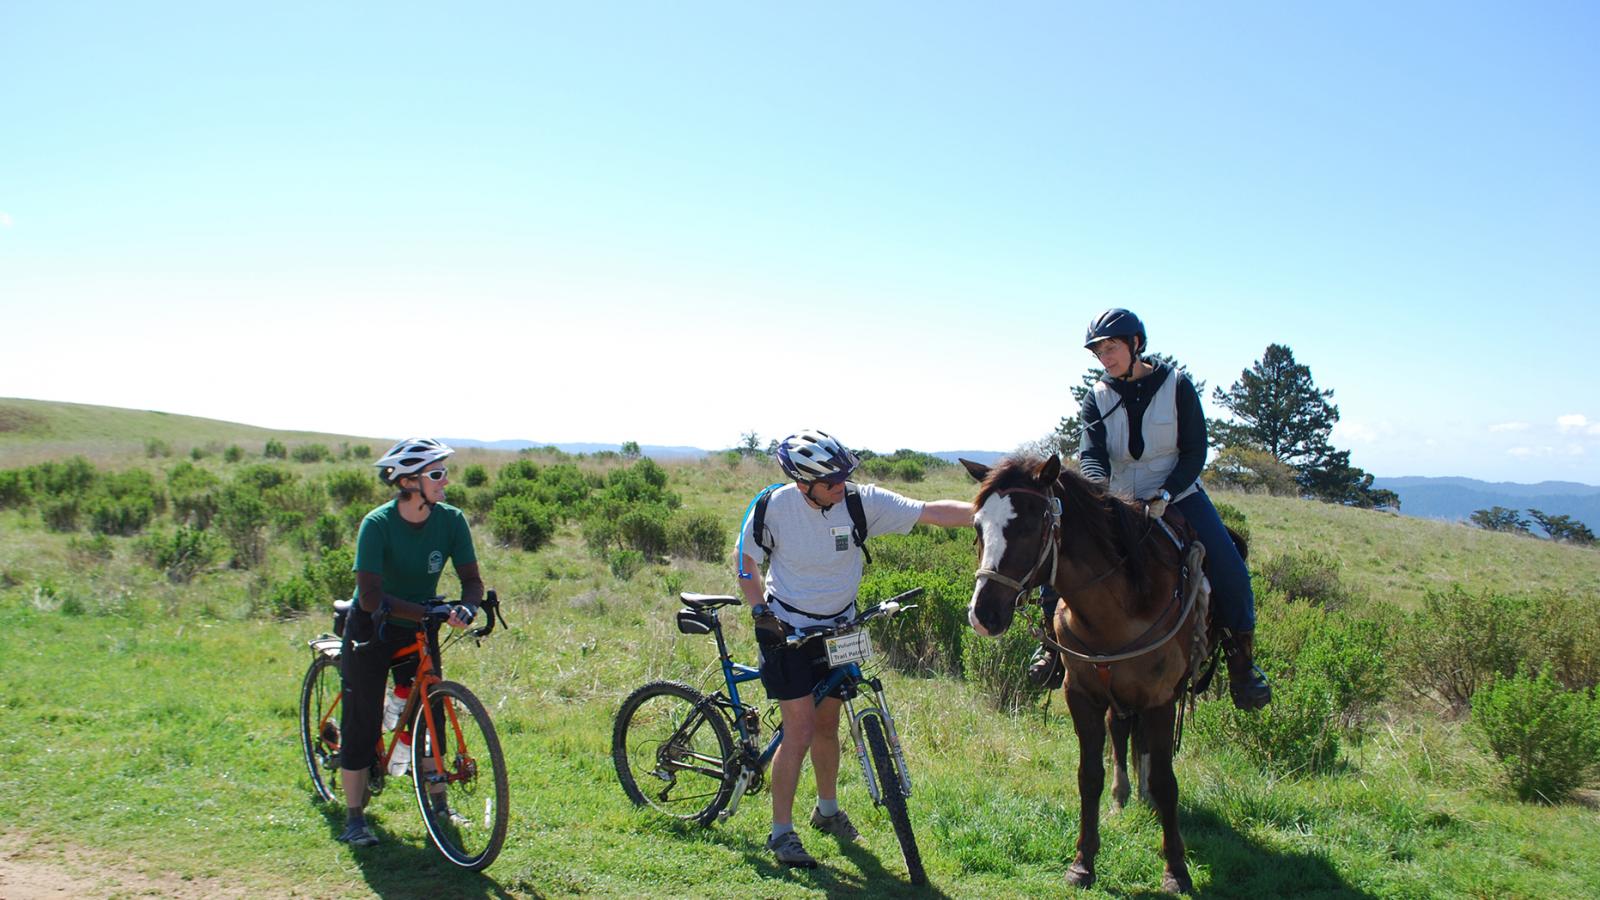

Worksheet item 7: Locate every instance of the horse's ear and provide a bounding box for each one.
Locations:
[1038,454,1062,484]
[959,458,990,483]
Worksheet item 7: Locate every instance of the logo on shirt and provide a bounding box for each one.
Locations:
[428,550,444,574]
[830,526,851,552]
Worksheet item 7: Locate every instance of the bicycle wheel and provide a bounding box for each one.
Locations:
[861,712,926,886]
[298,653,343,803]
[612,681,735,825]
[410,680,510,871]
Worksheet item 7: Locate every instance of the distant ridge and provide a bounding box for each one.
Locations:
[442,438,706,459]
[1373,476,1600,533]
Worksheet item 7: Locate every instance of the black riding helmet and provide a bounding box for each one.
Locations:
[1084,308,1146,354]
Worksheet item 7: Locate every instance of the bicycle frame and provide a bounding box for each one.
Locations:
[699,609,915,822]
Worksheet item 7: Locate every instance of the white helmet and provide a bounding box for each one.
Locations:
[374,438,454,484]
[776,430,859,483]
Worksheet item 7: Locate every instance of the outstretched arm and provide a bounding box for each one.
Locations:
[917,499,974,528]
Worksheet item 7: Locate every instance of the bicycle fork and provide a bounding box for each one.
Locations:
[846,686,913,803]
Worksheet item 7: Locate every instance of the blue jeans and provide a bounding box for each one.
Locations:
[1175,489,1255,633]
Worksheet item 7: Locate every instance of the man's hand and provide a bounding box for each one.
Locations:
[447,604,477,629]
[751,603,787,647]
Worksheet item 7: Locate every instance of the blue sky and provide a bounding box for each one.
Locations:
[3,2,1596,483]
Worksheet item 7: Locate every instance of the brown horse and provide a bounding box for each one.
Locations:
[964,454,1206,894]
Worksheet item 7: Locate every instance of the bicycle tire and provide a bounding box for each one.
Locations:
[861,712,926,886]
[410,680,510,871]
[612,681,735,825]
[298,653,343,804]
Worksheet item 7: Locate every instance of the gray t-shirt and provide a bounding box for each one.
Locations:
[738,482,925,626]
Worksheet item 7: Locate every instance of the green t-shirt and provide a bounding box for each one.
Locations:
[352,500,478,607]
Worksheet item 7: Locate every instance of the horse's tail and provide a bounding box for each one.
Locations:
[1225,524,1249,563]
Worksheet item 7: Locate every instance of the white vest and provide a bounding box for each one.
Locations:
[1090,371,1201,503]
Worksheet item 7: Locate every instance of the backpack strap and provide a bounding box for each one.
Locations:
[737,483,785,580]
[844,484,872,565]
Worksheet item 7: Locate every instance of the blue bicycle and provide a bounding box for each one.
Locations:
[611,588,926,886]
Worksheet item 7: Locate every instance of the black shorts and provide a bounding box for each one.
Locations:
[758,638,847,703]
[338,609,422,772]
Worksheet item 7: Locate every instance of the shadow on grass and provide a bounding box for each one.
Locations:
[1157,805,1375,900]
[317,802,528,899]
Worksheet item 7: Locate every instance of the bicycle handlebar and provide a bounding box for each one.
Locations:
[421,589,507,638]
[783,587,923,647]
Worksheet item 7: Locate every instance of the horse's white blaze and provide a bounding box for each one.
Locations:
[968,494,1018,637]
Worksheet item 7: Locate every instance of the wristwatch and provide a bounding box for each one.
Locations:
[1157,489,1172,503]
[751,603,771,619]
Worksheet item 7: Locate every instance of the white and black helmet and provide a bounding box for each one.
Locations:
[374,438,454,484]
[776,430,859,484]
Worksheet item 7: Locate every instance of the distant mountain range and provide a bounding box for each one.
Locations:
[1372,476,1600,533]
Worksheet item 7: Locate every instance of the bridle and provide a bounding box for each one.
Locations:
[973,486,1061,609]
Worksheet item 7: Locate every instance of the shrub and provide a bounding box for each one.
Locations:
[617,505,671,557]
[1471,670,1600,803]
[960,624,1041,712]
[1257,549,1352,610]
[235,464,295,492]
[891,459,925,482]
[583,516,619,555]
[609,549,647,580]
[169,463,222,530]
[1193,673,1342,776]
[325,468,376,508]
[489,494,556,552]
[264,439,287,459]
[1394,587,1535,713]
[347,444,372,460]
[667,511,727,562]
[292,443,332,463]
[88,493,155,536]
[859,538,977,676]
[1524,590,1600,692]
[27,457,97,496]
[0,470,32,508]
[189,446,207,460]
[462,464,488,487]
[41,497,81,532]
[264,480,328,528]
[1213,501,1250,548]
[1205,445,1300,496]
[292,513,345,552]
[224,445,245,463]
[139,527,220,583]
[216,486,270,568]
[69,534,115,563]
[145,438,172,458]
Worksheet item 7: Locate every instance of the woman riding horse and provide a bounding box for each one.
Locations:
[1031,308,1271,710]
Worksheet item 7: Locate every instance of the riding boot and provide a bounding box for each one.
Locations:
[1027,591,1064,690]
[1223,630,1271,710]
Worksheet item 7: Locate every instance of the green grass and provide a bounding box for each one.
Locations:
[2,405,1599,896]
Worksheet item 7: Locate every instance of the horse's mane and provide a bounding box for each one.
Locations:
[976,456,1151,596]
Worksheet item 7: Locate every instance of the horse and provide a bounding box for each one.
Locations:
[963,453,1209,894]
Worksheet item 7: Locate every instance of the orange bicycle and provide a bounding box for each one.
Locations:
[299,591,510,870]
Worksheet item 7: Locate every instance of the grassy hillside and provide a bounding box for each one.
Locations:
[2,409,1598,897]
[0,397,383,466]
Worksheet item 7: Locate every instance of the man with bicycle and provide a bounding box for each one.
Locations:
[337,438,483,848]
[737,430,972,868]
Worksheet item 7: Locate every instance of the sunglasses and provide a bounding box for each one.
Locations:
[418,468,448,482]
[812,472,850,487]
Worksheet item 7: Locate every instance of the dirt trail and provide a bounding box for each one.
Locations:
[0,835,253,900]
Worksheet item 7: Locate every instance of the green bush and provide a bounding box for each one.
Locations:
[667,511,727,562]
[292,443,332,463]
[859,534,978,676]
[264,480,328,529]
[0,470,32,508]
[1193,672,1342,776]
[292,513,345,553]
[1257,549,1352,610]
[960,624,1041,712]
[264,439,287,459]
[41,497,81,532]
[462,464,488,487]
[138,527,220,583]
[617,506,671,557]
[347,444,372,460]
[145,438,172,458]
[489,494,556,552]
[609,549,647,580]
[167,462,221,529]
[1395,587,1535,713]
[1471,670,1600,803]
[236,464,295,492]
[216,485,270,568]
[325,468,376,508]
[68,533,115,562]
[1213,501,1251,548]
[1524,590,1600,692]
[26,457,97,497]
[224,444,245,463]
[88,493,155,536]
[189,446,207,461]
[583,516,619,555]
